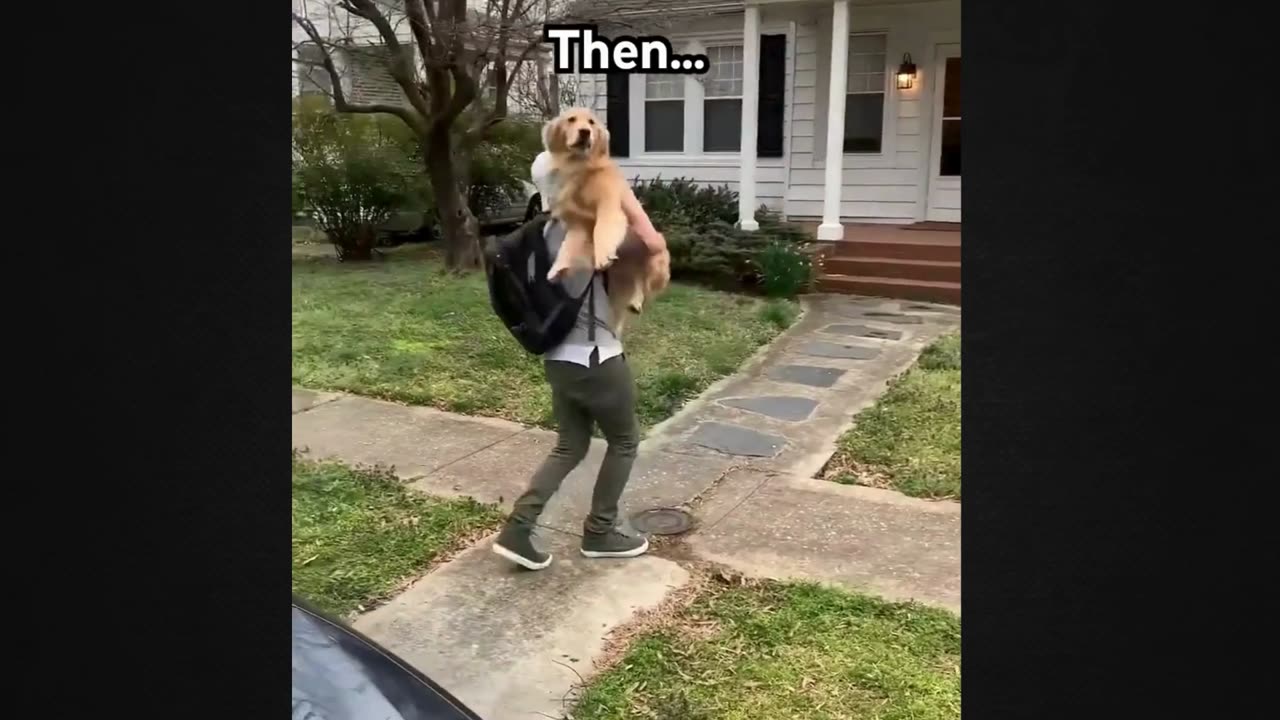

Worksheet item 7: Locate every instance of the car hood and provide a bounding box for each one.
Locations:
[292,599,483,720]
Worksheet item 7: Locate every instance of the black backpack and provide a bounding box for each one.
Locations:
[484,215,603,355]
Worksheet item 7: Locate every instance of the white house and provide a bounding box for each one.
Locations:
[572,0,960,232]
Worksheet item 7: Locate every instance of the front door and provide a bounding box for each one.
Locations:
[926,44,961,222]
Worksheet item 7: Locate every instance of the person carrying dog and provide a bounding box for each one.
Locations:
[489,149,668,570]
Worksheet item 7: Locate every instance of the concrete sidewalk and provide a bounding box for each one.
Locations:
[292,294,961,719]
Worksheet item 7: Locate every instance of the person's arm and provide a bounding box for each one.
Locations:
[621,186,666,255]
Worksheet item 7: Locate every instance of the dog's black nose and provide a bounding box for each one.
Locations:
[577,127,591,141]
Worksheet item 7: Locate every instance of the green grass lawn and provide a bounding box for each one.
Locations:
[574,580,960,720]
[291,454,503,617]
[823,333,961,500]
[292,246,798,429]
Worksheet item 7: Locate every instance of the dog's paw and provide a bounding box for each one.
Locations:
[593,255,617,271]
[628,303,642,314]
[547,265,569,282]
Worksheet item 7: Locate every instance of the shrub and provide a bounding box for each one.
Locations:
[630,178,816,293]
[754,239,815,298]
[631,177,738,228]
[292,99,417,261]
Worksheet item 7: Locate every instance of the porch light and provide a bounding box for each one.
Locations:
[896,53,917,90]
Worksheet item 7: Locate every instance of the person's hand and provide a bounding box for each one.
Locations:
[636,226,666,255]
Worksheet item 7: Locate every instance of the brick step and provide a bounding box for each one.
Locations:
[816,274,962,305]
[830,239,960,262]
[822,256,960,283]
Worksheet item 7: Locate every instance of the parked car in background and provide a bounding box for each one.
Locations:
[377,180,540,245]
[292,595,485,720]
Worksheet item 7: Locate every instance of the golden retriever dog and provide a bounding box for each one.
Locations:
[542,107,629,280]
[542,107,672,335]
[606,232,672,335]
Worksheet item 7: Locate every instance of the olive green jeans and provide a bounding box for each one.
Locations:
[508,354,640,534]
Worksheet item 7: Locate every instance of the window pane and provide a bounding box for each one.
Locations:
[843,93,883,153]
[645,101,684,151]
[846,33,886,94]
[943,57,961,118]
[703,98,742,152]
[705,45,744,98]
[645,74,684,100]
[850,34,886,55]
[939,119,960,176]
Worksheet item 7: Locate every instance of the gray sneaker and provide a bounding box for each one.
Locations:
[580,527,650,558]
[492,524,552,570]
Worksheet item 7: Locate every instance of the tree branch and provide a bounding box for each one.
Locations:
[335,0,434,123]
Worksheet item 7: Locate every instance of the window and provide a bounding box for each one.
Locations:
[844,33,887,153]
[702,45,743,152]
[939,57,961,176]
[645,74,684,152]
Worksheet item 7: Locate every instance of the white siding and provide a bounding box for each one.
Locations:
[785,0,959,222]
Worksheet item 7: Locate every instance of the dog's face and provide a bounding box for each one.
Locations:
[543,107,610,159]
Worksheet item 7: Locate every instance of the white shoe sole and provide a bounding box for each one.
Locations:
[580,537,650,559]
[491,542,552,570]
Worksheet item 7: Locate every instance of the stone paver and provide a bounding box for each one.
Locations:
[794,339,882,360]
[718,395,819,422]
[839,310,924,324]
[821,323,904,340]
[690,468,960,613]
[688,421,788,458]
[355,530,690,720]
[767,364,847,387]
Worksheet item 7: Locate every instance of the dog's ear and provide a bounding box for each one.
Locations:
[590,123,611,159]
[543,117,567,153]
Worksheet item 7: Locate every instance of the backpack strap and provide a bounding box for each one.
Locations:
[587,273,596,343]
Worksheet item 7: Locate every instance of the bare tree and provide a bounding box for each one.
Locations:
[292,0,577,270]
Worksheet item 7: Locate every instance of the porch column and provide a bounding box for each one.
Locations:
[817,0,850,241]
[737,4,761,231]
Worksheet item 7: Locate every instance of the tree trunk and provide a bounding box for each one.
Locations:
[548,71,560,115]
[424,127,481,271]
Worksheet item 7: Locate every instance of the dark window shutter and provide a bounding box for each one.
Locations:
[757,34,787,158]
[605,73,630,157]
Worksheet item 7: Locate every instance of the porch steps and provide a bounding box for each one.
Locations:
[806,222,961,306]
[816,274,961,305]
[822,256,960,284]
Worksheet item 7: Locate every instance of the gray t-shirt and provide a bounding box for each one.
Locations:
[533,220,620,353]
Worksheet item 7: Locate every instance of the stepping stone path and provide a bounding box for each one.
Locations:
[719,395,819,422]
[291,294,961,720]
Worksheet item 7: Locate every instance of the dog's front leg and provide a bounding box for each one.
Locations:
[548,224,591,281]
[592,206,627,271]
